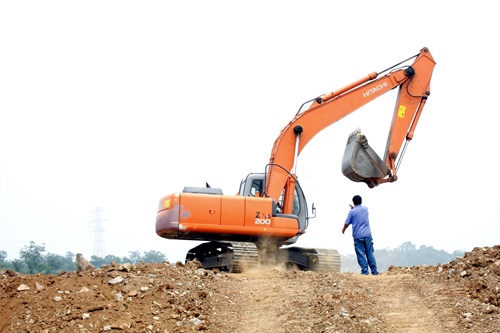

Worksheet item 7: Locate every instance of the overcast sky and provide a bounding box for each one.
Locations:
[1,1,499,263]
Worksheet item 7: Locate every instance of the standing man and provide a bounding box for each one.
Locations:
[342,195,379,275]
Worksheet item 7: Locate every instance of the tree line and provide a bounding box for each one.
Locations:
[340,241,465,273]
[0,241,167,275]
[1,240,465,275]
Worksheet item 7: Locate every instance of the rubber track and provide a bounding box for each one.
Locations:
[314,248,341,272]
[229,242,341,273]
[231,242,259,273]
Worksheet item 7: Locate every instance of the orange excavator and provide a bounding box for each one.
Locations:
[156,47,436,272]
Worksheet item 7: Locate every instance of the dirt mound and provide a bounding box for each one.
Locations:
[1,246,499,333]
[386,245,500,307]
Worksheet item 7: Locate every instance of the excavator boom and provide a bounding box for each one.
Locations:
[266,47,435,193]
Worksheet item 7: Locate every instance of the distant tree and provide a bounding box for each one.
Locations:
[0,250,14,270]
[416,245,462,266]
[19,241,48,274]
[89,255,106,268]
[128,251,142,264]
[141,250,167,263]
[121,255,132,263]
[0,250,7,262]
[11,258,29,274]
[399,241,417,252]
[63,252,76,271]
[103,254,123,265]
[45,253,64,274]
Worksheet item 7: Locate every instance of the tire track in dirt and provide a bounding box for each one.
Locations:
[353,274,460,332]
[225,270,293,333]
[212,269,463,333]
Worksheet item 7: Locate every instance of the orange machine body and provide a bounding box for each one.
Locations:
[156,192,300,243]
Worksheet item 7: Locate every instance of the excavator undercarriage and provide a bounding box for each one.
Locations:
[185,241,341,273]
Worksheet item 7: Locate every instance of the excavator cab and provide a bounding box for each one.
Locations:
[342,129,389,188]
[239,173,309,238]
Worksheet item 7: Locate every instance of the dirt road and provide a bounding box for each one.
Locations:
[210,269,462,333]
[0,245,499,332]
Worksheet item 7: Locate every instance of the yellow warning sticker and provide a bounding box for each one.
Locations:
[398,105,406,118]
[164,199,170,208]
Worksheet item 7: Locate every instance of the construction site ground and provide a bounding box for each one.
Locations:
[1,245,499,333]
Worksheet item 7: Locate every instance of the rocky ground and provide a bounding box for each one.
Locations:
[0,245,499,333]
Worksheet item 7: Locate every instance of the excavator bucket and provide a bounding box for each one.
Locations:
[342,129,389,188]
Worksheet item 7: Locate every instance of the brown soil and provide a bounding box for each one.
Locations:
[1,245,499,333]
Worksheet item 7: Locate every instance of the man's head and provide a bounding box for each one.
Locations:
[352,195,362,206]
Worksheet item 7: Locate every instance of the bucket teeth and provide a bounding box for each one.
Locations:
[346,128,361,144]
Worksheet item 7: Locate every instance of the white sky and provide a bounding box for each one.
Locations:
[1,1,499,263]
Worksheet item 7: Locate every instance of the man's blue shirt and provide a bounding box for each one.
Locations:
[345,205,371,239]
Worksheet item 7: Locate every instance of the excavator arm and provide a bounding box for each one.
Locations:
[265,47,436,205]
